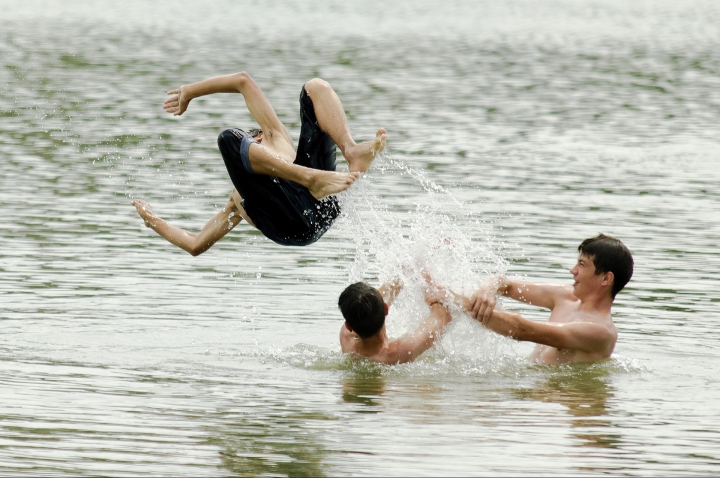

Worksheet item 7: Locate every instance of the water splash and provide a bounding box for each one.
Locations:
[331,151,517,369]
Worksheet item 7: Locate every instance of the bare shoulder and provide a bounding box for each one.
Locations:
[378,339,413,365]
[370,346,398,365]
[555,284,577,299]
[550,284,580,305]
[339,325,356,354]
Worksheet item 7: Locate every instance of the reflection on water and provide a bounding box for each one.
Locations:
[513,364,621,450]
[342,374,386,410]
[207,411,329,478]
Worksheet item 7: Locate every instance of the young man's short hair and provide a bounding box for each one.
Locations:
[338,282,385,338]
[578,234,634,298]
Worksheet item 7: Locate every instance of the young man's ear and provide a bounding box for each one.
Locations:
[384,302,389,316]
[344,322,353,333]
[601,271,614,288]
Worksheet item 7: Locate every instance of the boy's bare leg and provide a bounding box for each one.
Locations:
[131,193,250,256]
[303,78,387,173]
[247,143,361,199]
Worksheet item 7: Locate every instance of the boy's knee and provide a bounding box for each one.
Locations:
[217,129,244,158]
[304,77,331,94]
[217,129,235,150]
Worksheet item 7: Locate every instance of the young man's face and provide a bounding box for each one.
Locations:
[570,254,607,298]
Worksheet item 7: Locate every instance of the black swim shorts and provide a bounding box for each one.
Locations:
[216,87,341,246]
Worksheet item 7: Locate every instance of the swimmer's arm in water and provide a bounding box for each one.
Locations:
[131,195,242,257]
[476,308,613,353]
[163,72,293,145]
[389,302,453,364]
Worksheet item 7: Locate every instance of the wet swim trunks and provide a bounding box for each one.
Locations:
[217,87,341,246]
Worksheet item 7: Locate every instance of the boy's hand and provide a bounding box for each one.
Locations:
[423,283,452,307]
[468,285,497,323]
[163,85,191,116]
[131,199,157,228]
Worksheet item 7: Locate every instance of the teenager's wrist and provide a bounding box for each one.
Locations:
[484,275,506,294]
[181,84,197,101]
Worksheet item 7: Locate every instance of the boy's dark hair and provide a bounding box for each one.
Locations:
[578,234,634,298]
[338,282,386,338]
[248,128,263,138]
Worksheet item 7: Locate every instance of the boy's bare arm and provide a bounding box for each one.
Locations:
[468,276,574,321]
[131,195,242,256]
[391,303,452,364]
[478,308,613,353]
[162,72,292,144]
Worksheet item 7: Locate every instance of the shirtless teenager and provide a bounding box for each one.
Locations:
[432,234,634,365]
[338,279,453,365]
[132,72,386,255]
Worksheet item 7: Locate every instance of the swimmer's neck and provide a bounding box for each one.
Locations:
[573,289,614,317]
[350,324,389,357]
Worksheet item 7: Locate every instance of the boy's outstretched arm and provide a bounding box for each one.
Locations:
[468,276,575,322]
[162,72,292,145]
[477,308,614,354]
[131,194,244,256]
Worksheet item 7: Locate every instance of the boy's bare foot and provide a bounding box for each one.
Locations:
[344,128,387,173]
[131,199,157,227]
[308,171,362,199]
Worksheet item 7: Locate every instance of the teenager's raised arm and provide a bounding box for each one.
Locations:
[391,303,453,364]
[163,72,292,144]
[378,278,403,306]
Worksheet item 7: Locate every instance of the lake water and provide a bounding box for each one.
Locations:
[1,0,720,475]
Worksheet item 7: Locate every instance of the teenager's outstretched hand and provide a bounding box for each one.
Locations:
[163,86,191,116]
[469,285,497,324]
[131,199,157,228]
[420,270,449,305]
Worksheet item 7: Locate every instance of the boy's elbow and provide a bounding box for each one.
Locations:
[234,72,252,91]
[188,244,206,257]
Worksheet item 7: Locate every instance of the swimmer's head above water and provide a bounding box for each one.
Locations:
[248,128,263,142]
[338,278,454,365]
[576,234,634,298]
[338,282,388,338]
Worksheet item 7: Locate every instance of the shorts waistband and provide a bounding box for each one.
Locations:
[230,128,257,174]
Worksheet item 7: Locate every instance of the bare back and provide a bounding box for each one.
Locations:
[340,326,406,365]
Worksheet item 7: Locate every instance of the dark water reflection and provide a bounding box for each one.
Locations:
[342,375,386,410]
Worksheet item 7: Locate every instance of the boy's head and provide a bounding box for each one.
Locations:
[577,234,634,298]
[338,282,387,338]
